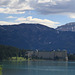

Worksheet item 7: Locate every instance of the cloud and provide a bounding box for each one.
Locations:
[16,16,59,28]
[68,13,75,18]
[0,0,75,15]
[7,16,17,18]
[30,0,75,15]
[0,21,18,25]
[0,0,33,14]
[38,0,52,3]
[0,7,25,14]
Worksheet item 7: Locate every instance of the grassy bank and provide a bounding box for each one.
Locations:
[9,57,30,61]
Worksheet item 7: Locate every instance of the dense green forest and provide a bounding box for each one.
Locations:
[0,45,26,61]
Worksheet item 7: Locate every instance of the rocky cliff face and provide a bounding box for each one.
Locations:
[56,22,75,32]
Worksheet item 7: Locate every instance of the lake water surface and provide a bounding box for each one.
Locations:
[0,61,75,75]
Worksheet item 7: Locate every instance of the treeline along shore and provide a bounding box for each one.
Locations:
[0,45,26,61]
[0,45,75,61]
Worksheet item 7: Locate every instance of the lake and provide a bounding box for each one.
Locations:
[0,61,75,75]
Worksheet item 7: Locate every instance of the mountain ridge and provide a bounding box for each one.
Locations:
[56,22,75,32]
[0,23,75,53]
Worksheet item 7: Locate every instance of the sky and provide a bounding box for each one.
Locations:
[0,0,75,28]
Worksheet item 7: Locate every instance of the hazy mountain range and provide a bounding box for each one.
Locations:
[0,23,75,53]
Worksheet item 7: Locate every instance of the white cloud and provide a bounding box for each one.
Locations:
[0,0,75,18]
[16,16,59,28]
[7,16,17,18]
[0,0,74,15]
[0,8,25,14]
[38,0,51,3]
[0,21,18,25]
[68,13,75,18]
[0,0,33,14]
[16,17,26,21]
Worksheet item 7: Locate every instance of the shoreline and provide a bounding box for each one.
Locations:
[1,59,75,62]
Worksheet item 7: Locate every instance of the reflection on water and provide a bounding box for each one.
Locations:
[0,65,2,75]
[0,61,75,75]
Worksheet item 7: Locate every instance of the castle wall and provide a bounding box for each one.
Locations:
[25,50,68,61]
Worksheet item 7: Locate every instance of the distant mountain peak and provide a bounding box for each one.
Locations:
[56,22,75,32]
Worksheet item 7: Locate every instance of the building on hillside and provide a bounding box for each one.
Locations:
[25,50,68,61]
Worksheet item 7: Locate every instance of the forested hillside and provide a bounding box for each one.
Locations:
[0,45,26,60]
[0,23,75,53]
